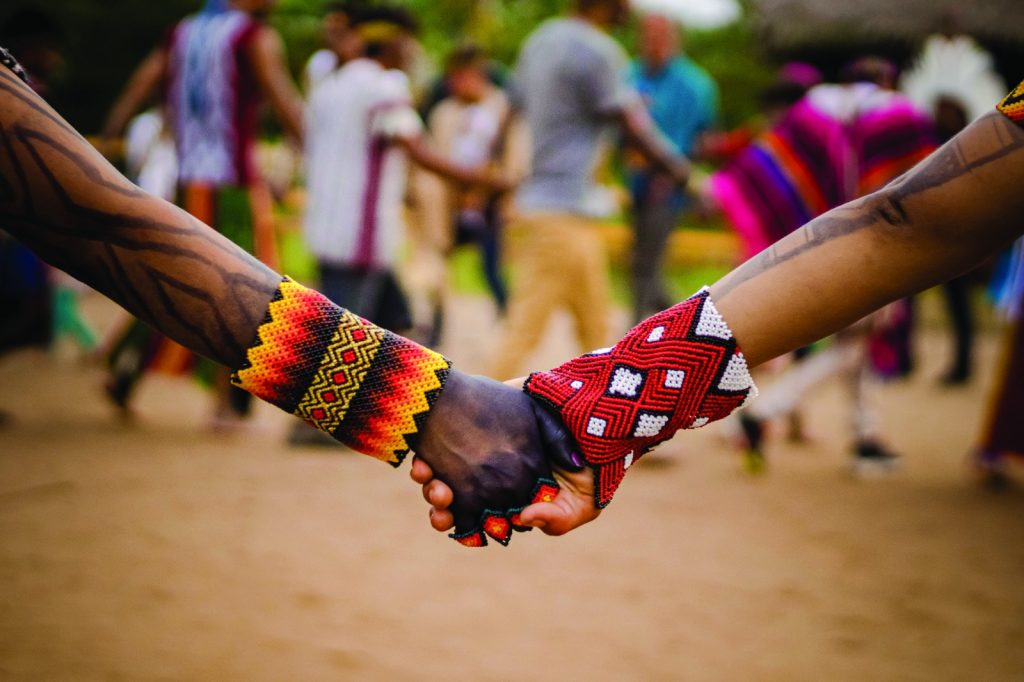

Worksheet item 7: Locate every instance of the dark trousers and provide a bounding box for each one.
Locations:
[318,263,412,333]
[455,206,507,313]
[631,197,680,324]
[942,275,974,379]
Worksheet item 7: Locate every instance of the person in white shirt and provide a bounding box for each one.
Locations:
[407,44,531,342]
[304,6,509,334]
[301,1,362,94]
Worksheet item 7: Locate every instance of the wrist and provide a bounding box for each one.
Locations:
[231,278,451,465]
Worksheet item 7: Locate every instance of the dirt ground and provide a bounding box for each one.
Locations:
[1,292,1023,681]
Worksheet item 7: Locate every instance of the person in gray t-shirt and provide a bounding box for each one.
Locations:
[491,0,691,380]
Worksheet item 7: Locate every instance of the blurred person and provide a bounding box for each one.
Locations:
[704,62,821,444]
[98,0,304,425]
[439,44,513,315]
[7,44,1024,547]
[489,0,692,381]
[973,239,1024,485]
[302,1,363,93]
[418,45,529,328]
[708,59,934,261]
[0,9,64,373]
[417,77,1024,540]
[902,8,1007,385]
[698,58,936,474]
[123,110,178,202]
[0,48,577,547]
[94,108,178,371]
[295,6,516,451]
[702,62,822,163]
[0,8,97,362]
[902,8,1006,129]
[628,13,718,323]
[406,44,525,346]
[302,7,509,336]
[0,228,51,364]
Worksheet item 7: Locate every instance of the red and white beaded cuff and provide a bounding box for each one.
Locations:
[525,288,757,507]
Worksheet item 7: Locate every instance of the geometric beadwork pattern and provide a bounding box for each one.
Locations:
[232,278,451,466]
[294,315,386,440]
[997,79,1024,127]
[525,288,757,508]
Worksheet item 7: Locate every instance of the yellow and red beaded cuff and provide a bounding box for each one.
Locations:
[997,80,1024,127]
[232,278,450,465]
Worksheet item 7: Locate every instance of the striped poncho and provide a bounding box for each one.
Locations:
[711,82,937,259]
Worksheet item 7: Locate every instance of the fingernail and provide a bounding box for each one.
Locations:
[571,452,582,467]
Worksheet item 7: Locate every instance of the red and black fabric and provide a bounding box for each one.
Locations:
[525,289,757,508]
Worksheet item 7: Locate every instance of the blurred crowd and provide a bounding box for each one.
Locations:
[1,0,1022,481]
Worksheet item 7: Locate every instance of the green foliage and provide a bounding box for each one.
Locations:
[271,0,779,129]
[1,0,202,131]
[687,20,777,129]
[271,0,570,69]
[7,0,772,133]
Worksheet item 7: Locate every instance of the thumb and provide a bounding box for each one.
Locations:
[531,401,584,473]
[518,501,572,536]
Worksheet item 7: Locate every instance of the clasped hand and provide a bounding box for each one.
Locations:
[410,370,600,544]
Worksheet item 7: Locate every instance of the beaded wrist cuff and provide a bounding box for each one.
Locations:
[525,288,757,508]
[232,278,450,465]
[998,80,1024,127]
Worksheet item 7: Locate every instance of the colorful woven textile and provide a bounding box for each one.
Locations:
[525,289,756,508]
[710,83,936,259]
[233,278,450,465]
[998,80,1024,127]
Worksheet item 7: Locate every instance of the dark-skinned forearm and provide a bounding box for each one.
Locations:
[0,64,279,367]
[711,111,1024,367]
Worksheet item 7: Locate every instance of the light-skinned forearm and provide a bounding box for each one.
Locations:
[711,111,1024,367]
[402,135,508,191]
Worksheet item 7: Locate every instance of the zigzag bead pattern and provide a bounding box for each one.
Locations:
[997,79,1024,127]
[525,288,757,508]
[232,278,450,466]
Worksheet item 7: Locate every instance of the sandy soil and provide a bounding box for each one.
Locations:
[1,292,1023,681]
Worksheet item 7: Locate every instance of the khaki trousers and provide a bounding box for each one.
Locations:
[490,211,610,380]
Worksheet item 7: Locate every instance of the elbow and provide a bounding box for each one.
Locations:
[859,186,935,250]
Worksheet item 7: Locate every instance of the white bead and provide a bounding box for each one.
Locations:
[634,414,669,438]
[664,370,685,389]
[646,326,665,343]
[608,367,643,397]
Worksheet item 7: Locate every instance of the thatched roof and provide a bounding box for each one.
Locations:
[753,0,1024,50]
